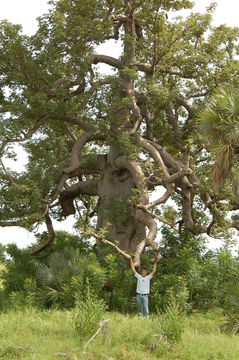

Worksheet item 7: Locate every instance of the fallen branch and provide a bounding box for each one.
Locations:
[83,319,109,351]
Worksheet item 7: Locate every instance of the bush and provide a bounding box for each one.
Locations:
[1,245,37,296]
[72,284,107,340]
[222,295,239,334]
[159,297,186,343]
[35,248,106,309]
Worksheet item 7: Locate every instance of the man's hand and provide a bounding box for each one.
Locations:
[130,257,136,274]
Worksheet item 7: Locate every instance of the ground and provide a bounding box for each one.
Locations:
[0,309,238,359]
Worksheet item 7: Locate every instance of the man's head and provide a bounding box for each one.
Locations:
[141,267,147,277]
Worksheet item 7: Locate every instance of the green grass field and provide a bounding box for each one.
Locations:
[0,308,238,359]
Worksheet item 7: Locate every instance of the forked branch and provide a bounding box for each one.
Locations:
[89,230,131,260]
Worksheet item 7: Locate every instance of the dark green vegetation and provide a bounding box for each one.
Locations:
[0,229,239,315]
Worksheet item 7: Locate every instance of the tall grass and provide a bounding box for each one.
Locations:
[0,308,239,359]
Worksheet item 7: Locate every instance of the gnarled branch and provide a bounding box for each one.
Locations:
[92,54,123,69]
[31,212,55,255]
[60,179,98,216]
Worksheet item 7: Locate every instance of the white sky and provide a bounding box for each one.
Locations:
[0,0,239,249]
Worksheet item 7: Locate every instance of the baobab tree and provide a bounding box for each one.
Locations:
[1,0,239,265]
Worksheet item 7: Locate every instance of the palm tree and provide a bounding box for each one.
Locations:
[35,247,106,308]
[198,87,239,198]
[35,248,82,307]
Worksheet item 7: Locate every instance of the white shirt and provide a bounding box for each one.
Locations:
[135,272,152,294]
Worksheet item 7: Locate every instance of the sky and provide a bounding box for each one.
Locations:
[0,0,239,249]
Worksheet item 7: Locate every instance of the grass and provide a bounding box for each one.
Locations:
[0,308,238,359]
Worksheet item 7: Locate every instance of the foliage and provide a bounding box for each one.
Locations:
[0,244,5,263]
[0,231,105,310]
[151,228,239,312]
[1,244,37,297]
[33,230,92,261]
[151,228,203,312]
[99,251,136,312]
[72,283,107,340]
[1,228,239,315]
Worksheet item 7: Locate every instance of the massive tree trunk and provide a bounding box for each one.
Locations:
[97,144,145,253]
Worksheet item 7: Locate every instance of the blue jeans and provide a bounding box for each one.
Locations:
[136,293,149,317]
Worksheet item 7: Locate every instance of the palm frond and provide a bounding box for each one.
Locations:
[198,87,239,147]
[198,87,239,190]
[211,145,234,191]
[36,264,55,286]
[198,109,221,138]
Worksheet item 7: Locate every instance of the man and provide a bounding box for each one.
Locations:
[130,257,157,317]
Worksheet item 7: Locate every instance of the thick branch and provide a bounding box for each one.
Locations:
[92,54,123,69]
[134,133,170,179]
[31,213,55,255]
[60,180,98,216]
[148,140,194,188]
[181,188,195,233]
[48,133,104,206]
[146,187,173,210]
[176,97,195,118]
[144,109,154,141]
[128,96,143,134]
[131,61,153,75]
[165,107,183,151]
[48,113,98,133]
[63,132,105,175]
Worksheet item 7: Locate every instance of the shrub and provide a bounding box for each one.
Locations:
[72,284,107,340]
[222,295,239,334]
[159,297,186,343]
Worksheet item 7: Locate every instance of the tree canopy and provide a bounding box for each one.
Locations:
[1,0,239,264]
